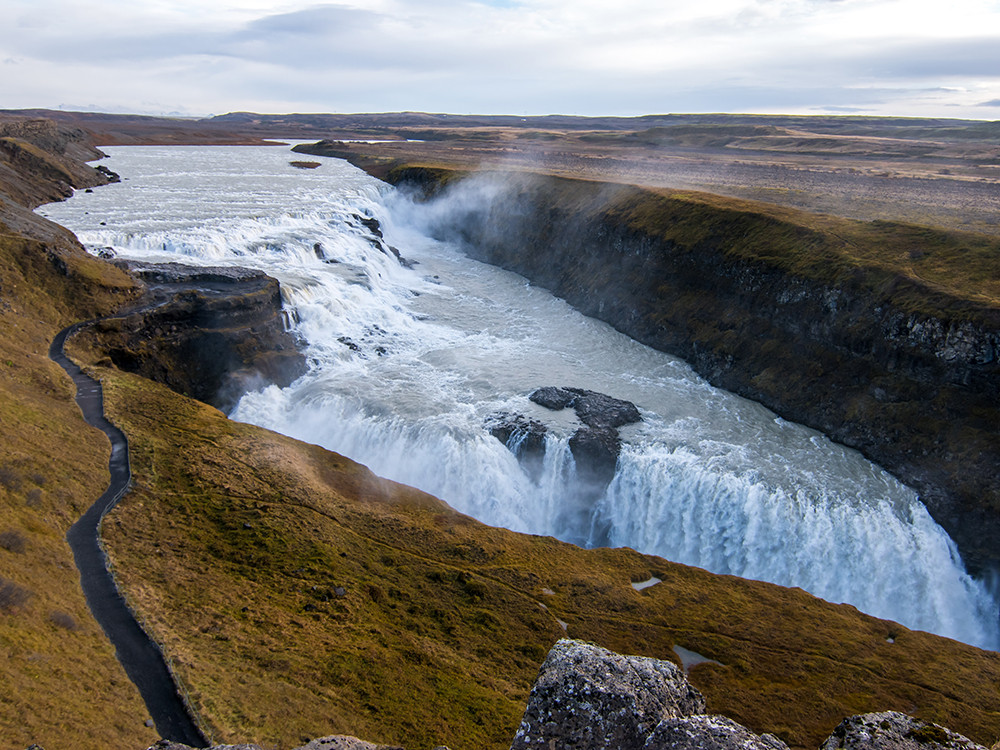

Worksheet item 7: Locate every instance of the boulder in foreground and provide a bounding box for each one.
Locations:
[509,638,706,750]
[821,712,990,750]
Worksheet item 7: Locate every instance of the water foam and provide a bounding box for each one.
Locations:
[42,145,1000,649]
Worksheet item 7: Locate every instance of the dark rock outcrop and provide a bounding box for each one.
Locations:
[386,167,1000,576]
[821,712,989,750]
[528,385,576,411]
[529,385,640,491]
[489,387,641,543]
[510,639,706,750]
[487,412,548,483]
[531,386,642,429]
[84,262,305,411]
[349,213,414,268]
[568,425,622,488]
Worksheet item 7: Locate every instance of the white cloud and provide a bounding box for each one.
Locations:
[1,0,998,117]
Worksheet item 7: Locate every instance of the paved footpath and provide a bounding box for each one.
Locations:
[50,321,207,748]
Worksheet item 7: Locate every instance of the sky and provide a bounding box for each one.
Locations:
[2,0,1000,120]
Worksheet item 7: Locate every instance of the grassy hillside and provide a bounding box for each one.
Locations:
[75,361,1000,750]
[0,217,154,749]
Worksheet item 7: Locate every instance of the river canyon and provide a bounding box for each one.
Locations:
[40,143,999,651]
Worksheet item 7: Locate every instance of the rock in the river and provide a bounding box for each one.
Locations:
[524,386,641,486]
[529,386,577,411]
[487,412,548,483]
[529,386,642,429]
[645,715,789,750]
[492,387,640,542]
[353,214,384,239]
[821,712,988,750]
[509,638,705,750]
[564,387,642,429]
[569,425,622,487]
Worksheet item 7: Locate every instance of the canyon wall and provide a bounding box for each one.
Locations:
[381,165,1000,577]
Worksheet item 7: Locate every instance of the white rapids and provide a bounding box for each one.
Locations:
[41,144,1000,649]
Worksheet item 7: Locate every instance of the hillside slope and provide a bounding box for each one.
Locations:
[85,364,1000,750]
[0,120,153,748]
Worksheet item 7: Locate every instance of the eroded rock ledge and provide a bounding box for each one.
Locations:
[80,261,306,411]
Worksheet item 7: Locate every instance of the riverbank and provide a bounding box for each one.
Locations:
[0,119,156,748]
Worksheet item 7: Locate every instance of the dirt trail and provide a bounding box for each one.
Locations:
[50,320,207,747]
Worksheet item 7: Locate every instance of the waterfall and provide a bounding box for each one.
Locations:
[42,144,1000,650]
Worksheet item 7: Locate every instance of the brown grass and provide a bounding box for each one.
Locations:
[0,223,154,749]
[94,365,1000,750]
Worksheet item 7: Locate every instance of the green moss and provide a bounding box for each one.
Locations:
[907,723,952,745]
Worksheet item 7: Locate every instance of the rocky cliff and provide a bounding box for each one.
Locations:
[362,164,1000,578]
[77,261,306,411]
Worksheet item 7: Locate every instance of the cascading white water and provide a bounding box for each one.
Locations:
[42,144,1000,649]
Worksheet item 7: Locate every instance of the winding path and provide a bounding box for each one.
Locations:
[50,321,208,748]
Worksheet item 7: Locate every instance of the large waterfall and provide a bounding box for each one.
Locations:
[42,144,1000,649]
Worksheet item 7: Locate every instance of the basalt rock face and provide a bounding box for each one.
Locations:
[389,168,1000,577]
[85,262,305,411]
[821,712,989,750]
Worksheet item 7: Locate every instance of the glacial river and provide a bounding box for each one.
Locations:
[41,144,999,649]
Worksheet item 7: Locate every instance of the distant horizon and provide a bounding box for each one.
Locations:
[4,1,998,123]
[7,105,1000,125]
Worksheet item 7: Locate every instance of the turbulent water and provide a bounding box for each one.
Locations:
[42,144,1000,649]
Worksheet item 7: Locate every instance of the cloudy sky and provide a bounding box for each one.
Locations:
[2,0,999,119]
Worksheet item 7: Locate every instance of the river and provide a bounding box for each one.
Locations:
[41,143,999,649]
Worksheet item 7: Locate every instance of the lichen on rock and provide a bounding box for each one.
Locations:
[821,712,989,750]
[509,638,705,750]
